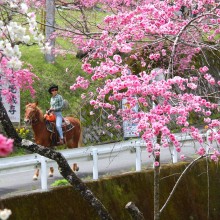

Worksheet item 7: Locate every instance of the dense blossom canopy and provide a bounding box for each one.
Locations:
[70,0,220,163]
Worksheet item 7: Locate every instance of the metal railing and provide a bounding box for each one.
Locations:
[0,131,210,190]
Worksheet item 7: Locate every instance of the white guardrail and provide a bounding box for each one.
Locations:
[0,131,210,190]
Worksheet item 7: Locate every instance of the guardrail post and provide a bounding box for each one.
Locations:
[92,148,98,180]
[135,143,141,171]
[172,146,178,163]
[40,156,48,190]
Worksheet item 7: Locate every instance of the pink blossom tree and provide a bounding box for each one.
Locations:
[68,0,220,219]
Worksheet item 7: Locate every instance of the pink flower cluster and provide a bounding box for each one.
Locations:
[211,151,220,162]
[70,76,90,90]
[0,134,13,157]
[197,147,206,156]
[82,63,93,74]
[199,66,209,73]
[204,74,216,85]
[149,53,161,61]
[0,58,38,103]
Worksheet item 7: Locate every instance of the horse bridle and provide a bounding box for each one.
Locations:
[24,107,39,125]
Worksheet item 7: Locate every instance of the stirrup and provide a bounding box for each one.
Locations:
[59,138,64,145]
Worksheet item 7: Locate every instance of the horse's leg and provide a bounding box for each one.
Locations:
[33,168,40,180]
[48,167,54,177]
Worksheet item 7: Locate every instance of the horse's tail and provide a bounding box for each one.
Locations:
[78,121,83,147]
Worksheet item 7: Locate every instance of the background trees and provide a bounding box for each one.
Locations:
[68,0,220,219]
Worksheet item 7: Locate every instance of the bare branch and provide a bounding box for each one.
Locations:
[160,155,204,214]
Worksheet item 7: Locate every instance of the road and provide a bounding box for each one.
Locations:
[0,139,207,198]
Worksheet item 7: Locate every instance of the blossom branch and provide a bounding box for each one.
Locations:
[160,155,204,214]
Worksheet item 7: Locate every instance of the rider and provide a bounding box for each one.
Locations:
[48,84,64,145]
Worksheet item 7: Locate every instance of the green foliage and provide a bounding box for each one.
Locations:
[51,179,70,187]
[8,148,27,157]
[211,111,220,120]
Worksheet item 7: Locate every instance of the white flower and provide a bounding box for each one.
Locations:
[0,208,12,220]
[15,26,26,38]
[0,20,3,27]
[13,45,21,58]
[9,2,18,8]
[36,33,44,42]
[20,3,28,13]
[41,42,51,54]
[23,35,30,44]
[90,111,94,115]
[27,12,36,19]
[8,22,17,29]
[7,57,22,70]
[29,28,37,35]
[0,41,4,50]
[4,43,14,57]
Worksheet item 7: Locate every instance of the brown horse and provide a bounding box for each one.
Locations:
[24,102,82,180]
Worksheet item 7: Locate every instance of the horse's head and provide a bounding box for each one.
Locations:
[24,102,41,125]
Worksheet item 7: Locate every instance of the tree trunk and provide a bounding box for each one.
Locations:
[0,101,21,146]
[154,163,160,220]
[154,133,162,220]
[45,0,55,63]
[125,202,145,220]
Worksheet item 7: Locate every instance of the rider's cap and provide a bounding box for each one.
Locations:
[48,84,58,94]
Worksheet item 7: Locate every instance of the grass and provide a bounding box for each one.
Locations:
[51,179,70,187]
[7,148,28,157]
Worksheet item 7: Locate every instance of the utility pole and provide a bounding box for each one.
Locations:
[45,0,55,63]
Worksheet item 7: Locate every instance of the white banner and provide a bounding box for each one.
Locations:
[0,83,20,123]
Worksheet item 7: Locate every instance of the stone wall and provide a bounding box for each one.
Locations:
[2,159,220,220]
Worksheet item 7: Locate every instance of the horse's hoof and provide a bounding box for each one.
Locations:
[72,163,79,172]
[33,175,38,180]
[48,173,53,177]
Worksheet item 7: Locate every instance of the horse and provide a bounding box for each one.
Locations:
[24,102,82,180]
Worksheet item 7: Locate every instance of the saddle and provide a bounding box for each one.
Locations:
[45,118,74,134]
[45,118,74,146]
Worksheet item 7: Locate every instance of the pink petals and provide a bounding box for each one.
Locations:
[0,134,13,157]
